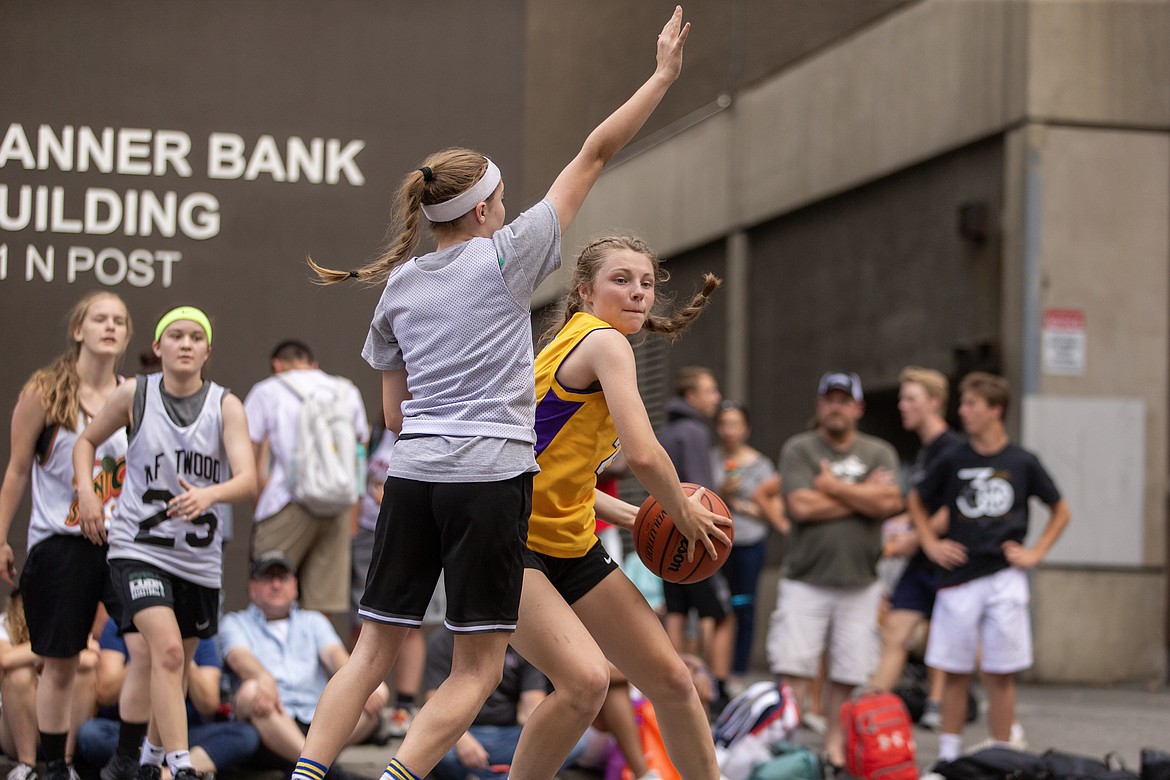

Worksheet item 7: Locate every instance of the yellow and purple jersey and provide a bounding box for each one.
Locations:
[529,312,621,558]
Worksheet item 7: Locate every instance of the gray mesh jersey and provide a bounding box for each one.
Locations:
[108,373,228,589]
[362,201,560,444]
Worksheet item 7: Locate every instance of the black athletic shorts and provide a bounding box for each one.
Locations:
[359,473,531,634]
[108,558,219,639]
[663,573,731,620]
[21,534,123,658]
[523,538,620,605]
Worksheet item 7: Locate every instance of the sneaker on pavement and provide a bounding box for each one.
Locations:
[172,768,200,780]
[7,763,38,780]
[920,701,942,731]
[802,712,829,736]
[134,765,162,780]
[101,754,140,780]
[386,706,413,739]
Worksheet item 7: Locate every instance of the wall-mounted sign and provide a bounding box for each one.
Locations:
[1042,308,1085,376]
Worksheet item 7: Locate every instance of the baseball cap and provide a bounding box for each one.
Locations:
[817,372,863,402]
[251,550,294,578]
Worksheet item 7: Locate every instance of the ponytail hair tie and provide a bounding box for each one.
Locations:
[347,270,360,279]
[419,166,434,182]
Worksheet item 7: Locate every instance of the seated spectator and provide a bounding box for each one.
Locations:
[76,617,259,780]
[220,551,388,778]
[0,590,97,780]
[423,628,550,780]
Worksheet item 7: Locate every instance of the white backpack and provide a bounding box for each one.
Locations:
[278,373,360,516]
[713,680,801,780]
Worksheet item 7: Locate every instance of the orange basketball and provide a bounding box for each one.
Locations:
[633,482,733,584]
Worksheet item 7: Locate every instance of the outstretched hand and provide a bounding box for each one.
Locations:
[656,6,691,83]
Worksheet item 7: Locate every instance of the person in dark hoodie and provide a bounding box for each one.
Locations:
[657,366,734,711]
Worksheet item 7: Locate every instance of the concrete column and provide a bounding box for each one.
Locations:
[725,230,749,404]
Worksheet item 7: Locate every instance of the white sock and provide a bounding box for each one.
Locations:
[165,750,193,777]
[140,741,165,767]
[938,733,962,761]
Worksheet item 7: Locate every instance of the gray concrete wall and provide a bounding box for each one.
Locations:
[548,0,1170,682]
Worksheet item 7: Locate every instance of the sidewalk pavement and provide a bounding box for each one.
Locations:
[330,682,1170,778]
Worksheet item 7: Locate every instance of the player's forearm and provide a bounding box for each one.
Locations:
[907,491,938,545]
[785,488,852,523]
[822,482,903,520]
[594,489,637,530]
[1029,499,1071,561]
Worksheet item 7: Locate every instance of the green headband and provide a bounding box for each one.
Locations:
[154,306,212,345]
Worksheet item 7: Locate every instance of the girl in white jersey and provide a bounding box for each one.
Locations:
[73,307,256,780]
[0,291,132,780]
[296,10,696,780]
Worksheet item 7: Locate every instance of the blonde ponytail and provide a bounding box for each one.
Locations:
[308,149,492,287]
[642,272,721,341]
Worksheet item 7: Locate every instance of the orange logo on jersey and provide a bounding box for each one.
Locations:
[66,455,127,527]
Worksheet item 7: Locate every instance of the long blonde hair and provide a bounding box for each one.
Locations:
[545,236,721,344]
[309,148,494,286]
[23,291,132,430]
[4,591,29,645]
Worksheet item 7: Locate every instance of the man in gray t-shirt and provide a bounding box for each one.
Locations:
[766,372,903,770]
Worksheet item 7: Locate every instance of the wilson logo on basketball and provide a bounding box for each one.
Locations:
[666,537,689,574]
[633,483,733,584]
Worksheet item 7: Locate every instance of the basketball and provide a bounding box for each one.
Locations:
[634,482,733,584]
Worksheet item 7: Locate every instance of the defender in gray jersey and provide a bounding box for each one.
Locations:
[294,10,694,780]
[0,292,132,780]
[74,306,256,780]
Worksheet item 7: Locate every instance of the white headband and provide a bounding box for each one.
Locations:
[419,158,502,223]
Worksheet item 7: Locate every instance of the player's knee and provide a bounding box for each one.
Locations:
[3,664,37,692]
[645,656,696,706]
[575,661,611,715]
[233,679,260,715]
[154,641,186,674]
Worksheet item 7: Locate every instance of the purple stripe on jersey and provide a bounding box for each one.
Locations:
[534,392,584,457]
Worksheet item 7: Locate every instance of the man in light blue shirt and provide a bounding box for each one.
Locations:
[219,551,389,773]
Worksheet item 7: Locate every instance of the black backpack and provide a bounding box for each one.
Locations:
[935,747,1051,780]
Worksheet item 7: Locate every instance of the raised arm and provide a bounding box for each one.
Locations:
[0,387,47,585]
[545,6,690,232]
[73,379,136,545]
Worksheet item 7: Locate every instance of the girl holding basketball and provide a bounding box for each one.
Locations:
[509,237,731,780]
[73,306,257,780]
[0,291,132,780]
[293,9,693,780]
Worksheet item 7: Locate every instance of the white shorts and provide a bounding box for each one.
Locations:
[766,578,881,686]
[925,566,1032,674]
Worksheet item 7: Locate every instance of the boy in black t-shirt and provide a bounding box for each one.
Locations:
[909,372,1070,762]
